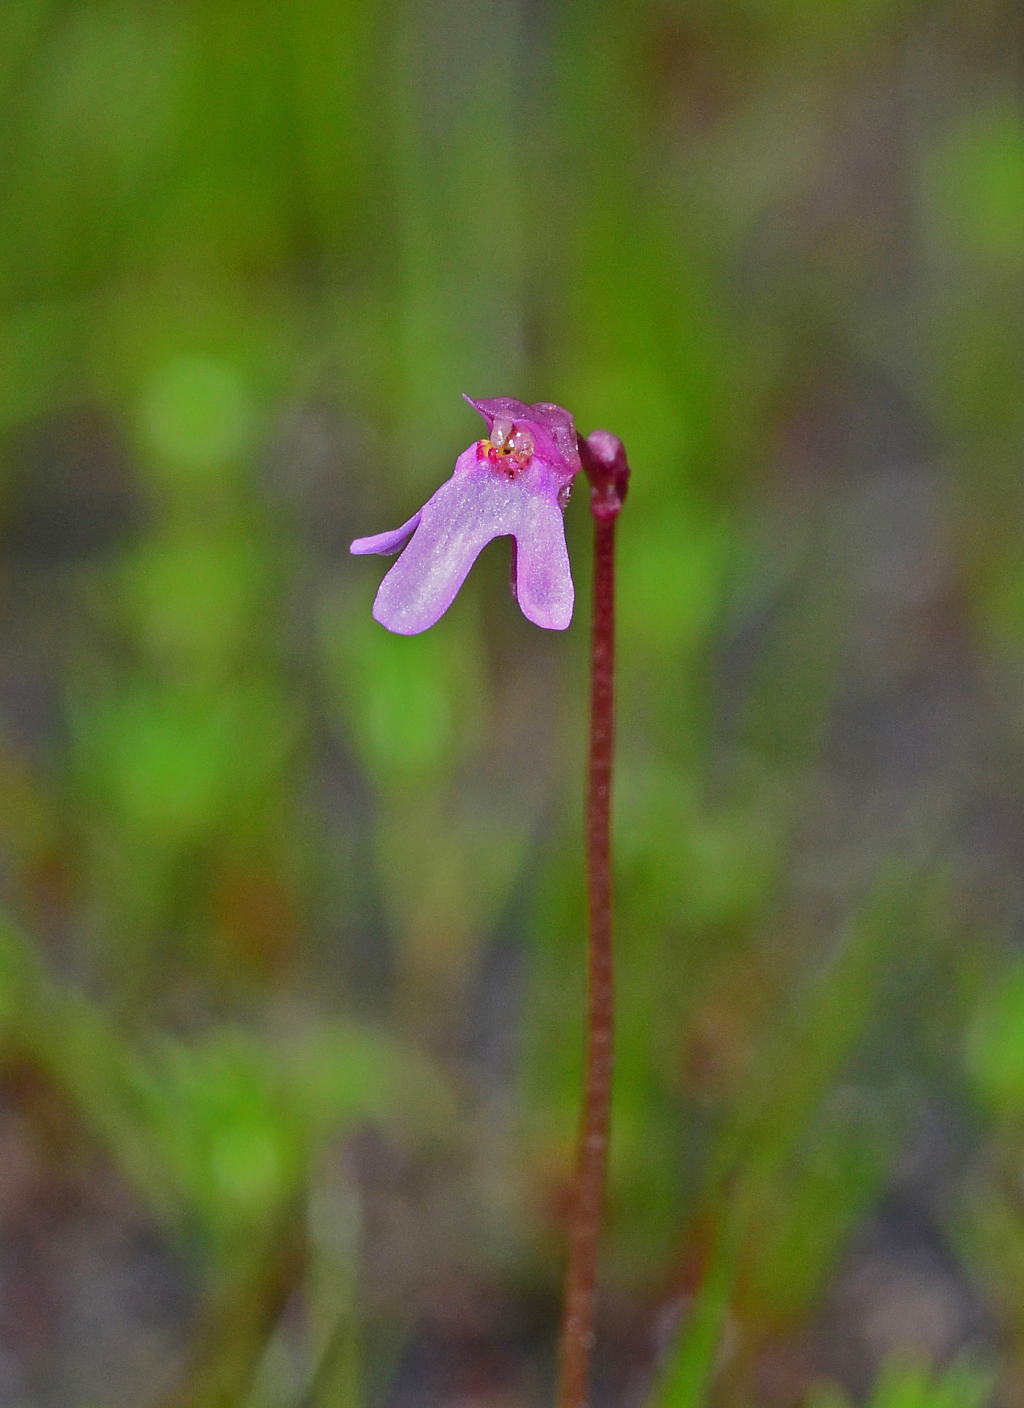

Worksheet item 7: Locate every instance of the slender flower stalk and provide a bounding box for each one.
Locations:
[557,430,631,1408]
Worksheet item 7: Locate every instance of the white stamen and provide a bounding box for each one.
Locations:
[510,429,534,458]
[491,417,514,450]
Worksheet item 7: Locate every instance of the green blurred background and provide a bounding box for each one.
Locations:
[0,1,1022,1405]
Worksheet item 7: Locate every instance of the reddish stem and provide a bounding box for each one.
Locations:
[557,431,630,1408]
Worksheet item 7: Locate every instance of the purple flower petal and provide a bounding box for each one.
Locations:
[350,510,422,556]
[512,489,573,630]
[371,446,574,634]
[370,448,515,633]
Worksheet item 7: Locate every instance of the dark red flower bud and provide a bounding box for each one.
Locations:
[577,430,630,523]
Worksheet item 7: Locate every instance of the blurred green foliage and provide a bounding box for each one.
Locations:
[0,0,1022,1405]
[806,1357,995,1408]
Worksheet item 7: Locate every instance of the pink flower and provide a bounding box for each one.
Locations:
[351,397,581,634]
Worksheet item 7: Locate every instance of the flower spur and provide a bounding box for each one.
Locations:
[350,396,581,634]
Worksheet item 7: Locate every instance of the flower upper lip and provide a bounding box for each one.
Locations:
[465,395,581,484]
[350,396,580,635]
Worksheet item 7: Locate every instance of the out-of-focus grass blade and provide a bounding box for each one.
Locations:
[738,1086,897,1333]
[298,1308,362,1408]
[715,867,915,1195]
[0,906,186,1230]
[647,1189,746,1408]
[648,868,915,1408]
[0,909,456,1251]
[805,1355,995,1408]
[155,1196,306,1408]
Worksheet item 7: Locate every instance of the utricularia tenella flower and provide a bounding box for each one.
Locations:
[351,396,581,634]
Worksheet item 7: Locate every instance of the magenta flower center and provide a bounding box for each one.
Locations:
[477,418,536,477]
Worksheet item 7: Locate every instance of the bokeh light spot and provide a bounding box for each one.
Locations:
[209,1121,283,1210]
[141,355,253,467]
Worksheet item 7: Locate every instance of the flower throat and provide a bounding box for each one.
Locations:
[477,416,536,475]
